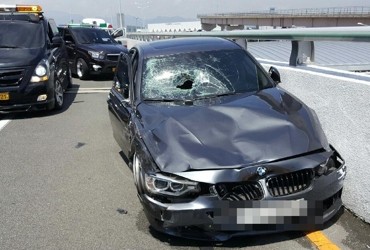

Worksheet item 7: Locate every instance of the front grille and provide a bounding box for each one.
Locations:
[0,69,25,87]
[267,169,314,197]
[214,181,264,201]
[106,54,120,61]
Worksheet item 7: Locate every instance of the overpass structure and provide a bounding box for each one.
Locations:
[198,6,370,31]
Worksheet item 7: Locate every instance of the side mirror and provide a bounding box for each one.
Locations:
[113,78,129,99]
[268,66,281,84]
[52,36,63,48]
[113,29,124,38]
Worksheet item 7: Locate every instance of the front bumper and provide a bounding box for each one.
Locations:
[139,160,346,241]
[0,81,54,113]
[88,58,118,75]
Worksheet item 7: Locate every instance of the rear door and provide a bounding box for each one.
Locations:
[107,52,133,156]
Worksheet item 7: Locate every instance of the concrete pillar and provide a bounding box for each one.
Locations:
[201,23,217,31]
[233,39,247,50]
[289,41,315,66]
[219,24,227,31]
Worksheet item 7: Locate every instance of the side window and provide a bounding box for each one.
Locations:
[48,19,59,36]
[47,26,53,42]
[114,53,132,99]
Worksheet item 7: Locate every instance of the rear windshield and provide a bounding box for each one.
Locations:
[0,22,45,49]
[71,28,116,44]
[142,49,273,101]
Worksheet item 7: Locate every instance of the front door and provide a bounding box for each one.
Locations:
[107,53,133,157]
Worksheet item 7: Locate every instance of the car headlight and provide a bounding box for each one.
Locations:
[144,173,200,197]
[88,51,105,60]
[315,153,345,176]
[31,59,49,82]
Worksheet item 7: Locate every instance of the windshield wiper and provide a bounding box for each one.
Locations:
[192,92,237,101]
[144,98,177,102]
[0,45,22,48]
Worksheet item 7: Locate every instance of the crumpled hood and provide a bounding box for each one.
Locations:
[138,87,329,173]
[0,48,42,67]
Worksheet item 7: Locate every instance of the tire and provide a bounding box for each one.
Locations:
[132,154,144,194]
[76,58,89,80]
[53,79,64,110]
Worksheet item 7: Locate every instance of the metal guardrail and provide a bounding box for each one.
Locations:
[126,26,370,42]
[198,6,370,18]
[124,26,370,66]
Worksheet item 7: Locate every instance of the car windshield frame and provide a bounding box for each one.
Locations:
[70,28,117,45]
[0,21,45,49]
[140,49,274,102]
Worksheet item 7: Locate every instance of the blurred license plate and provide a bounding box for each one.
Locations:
[112,67,116,72]
[0,92,9,101]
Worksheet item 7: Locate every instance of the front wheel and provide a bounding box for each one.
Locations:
[53,79,64,110]
[76,58,89,80]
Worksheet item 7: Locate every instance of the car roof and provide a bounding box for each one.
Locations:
[135,37,242,58]
[66,27,99,31]
[0,13,43,22]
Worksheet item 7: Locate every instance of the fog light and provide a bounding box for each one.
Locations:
[92,65,102,71]
[37,94,47,101]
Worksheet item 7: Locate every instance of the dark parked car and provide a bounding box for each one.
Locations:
[58,26,128,80]
[107,37,346,240]
[0,4,71,113]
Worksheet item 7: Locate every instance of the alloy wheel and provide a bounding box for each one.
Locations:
[55,80,64,107]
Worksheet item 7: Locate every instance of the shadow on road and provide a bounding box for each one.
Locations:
[148,226,308,248]
[119,151,132,170]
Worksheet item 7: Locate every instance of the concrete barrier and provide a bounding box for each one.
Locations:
[271,64,370,223]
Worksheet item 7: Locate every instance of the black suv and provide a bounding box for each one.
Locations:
[58,26,128,80]
[0,4,71,113]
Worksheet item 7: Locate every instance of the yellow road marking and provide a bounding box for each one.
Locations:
[306,231,340,250]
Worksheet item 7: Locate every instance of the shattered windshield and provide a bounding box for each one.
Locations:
[0,22,44,48]
[142,49,271,101]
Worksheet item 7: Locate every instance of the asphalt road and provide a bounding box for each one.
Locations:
[0,76,369,250]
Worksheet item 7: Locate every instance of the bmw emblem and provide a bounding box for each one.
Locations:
[256,167,267,177]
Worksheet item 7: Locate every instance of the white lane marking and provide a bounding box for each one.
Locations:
[69,87,111,90]
[65,88,110,94]
[66,90,109,94]
[0,119,11,132]
[259,59,370,87]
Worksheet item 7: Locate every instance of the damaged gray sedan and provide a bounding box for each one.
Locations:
[107,37,346,241]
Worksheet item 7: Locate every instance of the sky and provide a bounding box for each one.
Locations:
[2,0,369,25]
